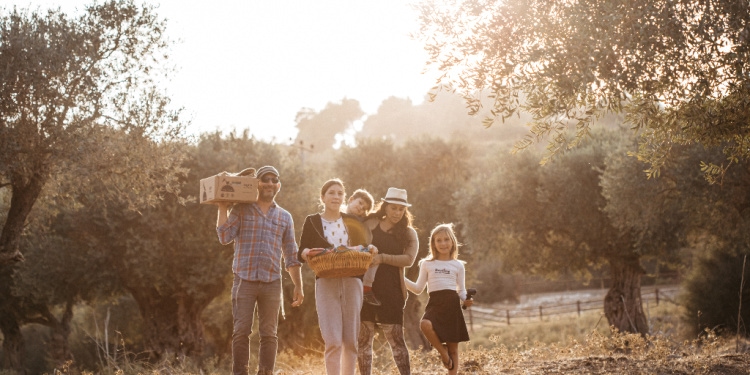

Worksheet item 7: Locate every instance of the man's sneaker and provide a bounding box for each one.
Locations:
[364,290,381,306]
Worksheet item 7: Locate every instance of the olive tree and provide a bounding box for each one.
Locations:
[0,1,185,370]
[0,0,186,267]
[458,129,684,333]
[415,0,750,181]
[294,98,365,152]
[601,134,750,336]
[1,126,186,372]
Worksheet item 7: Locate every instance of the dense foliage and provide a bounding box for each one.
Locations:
[415,0,750,181]
[0,0,186,266]
[0,1,187,371]
[459,130,653,333]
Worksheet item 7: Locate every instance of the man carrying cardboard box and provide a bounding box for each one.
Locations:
[216,165,304,375]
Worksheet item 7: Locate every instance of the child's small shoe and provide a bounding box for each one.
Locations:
[364,291,381,306]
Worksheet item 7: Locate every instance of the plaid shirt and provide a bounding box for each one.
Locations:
[217,202,300,282]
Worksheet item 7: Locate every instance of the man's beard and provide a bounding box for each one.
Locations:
[258,188,277,202]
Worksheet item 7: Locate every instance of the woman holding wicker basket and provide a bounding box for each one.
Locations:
[298,178,377,375]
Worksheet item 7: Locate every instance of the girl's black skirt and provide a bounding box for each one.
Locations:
[423,289,470,343]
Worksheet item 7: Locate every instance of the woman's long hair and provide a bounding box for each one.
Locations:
[366,201,414,248]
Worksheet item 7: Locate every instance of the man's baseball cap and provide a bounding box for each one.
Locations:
[256,166,280,179]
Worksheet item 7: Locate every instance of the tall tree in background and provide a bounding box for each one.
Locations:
[75,131,294,359]
[0,0,186,265]
[294,98,365,152]
[360,93,526,146]
[359,97,424,141]
[3,200,122,368]
[1,131,322,370]
[415,0,750,181]
[0,2,185,370]
[604,140,750,336]
[1,126,186,372]
[458,130,682,334]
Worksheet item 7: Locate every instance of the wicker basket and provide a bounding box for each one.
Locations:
[308,246,373,278]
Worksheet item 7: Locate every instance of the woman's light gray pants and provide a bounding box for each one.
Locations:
[316,277,364,375]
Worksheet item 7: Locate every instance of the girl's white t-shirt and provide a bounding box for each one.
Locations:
[405,259,467,300]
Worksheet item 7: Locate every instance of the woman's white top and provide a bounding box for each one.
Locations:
[405,259,467,300]
[322,216,348,246]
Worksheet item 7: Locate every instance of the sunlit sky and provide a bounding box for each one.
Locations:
[5,0,438,143]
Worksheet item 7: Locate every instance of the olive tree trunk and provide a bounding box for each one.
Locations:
[45,301,75,368]
[0,171,47,266]
[129,287,208,360]
[0,307,25,374]
[603,256,649,334]
[403,295,429,350]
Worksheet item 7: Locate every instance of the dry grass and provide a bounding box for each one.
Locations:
[46,303,750,374]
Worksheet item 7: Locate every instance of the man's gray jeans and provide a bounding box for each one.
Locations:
[232,275,281,375]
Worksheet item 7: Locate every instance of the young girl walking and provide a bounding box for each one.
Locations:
[404,223,471,374]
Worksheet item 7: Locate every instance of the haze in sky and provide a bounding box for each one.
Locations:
[5,0,438,143]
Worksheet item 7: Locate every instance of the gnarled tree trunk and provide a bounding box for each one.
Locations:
[129,287,208,360]
[1,171,47,266]
[403,294,429,350]
[604,256,648,334]
[45,301,75,368]
[404,257,429,351]
[0,307,25,374]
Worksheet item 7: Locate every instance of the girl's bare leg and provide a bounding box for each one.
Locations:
[419,319,451,369]
[446,342,459,375]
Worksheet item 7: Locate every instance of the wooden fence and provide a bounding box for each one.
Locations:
[465,286,680,326]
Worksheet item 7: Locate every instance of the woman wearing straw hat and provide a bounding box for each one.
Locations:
[298,178,376,375]
[358,187,418,375]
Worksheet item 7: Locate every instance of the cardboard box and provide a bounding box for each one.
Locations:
[200,173,258,204]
